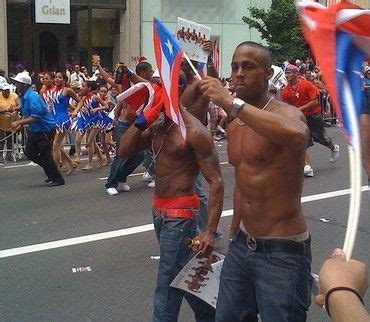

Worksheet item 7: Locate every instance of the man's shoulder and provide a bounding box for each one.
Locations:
[271,99,304,119]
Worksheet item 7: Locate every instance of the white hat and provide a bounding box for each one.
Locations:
[1,83,11,91]
[11,72,32,85]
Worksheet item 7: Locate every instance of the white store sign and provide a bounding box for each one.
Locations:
[35,0,71,24]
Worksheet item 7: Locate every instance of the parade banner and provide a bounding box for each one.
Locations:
[175,18,211,63]
[170,251,224,308]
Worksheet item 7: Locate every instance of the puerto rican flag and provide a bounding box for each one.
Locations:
[116,82,163,115]
[297,1,370,147]
[153,17,186,141]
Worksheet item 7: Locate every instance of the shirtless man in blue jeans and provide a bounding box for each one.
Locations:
[199,41,312,321]
[118,83,224,321]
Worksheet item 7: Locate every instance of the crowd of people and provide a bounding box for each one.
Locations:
[0,38,369,321]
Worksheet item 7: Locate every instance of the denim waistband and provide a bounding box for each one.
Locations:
[237,229,311,255]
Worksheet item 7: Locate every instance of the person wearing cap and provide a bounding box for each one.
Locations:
[10,72,65,186]
[0,83,20,162]
[282,64,339,177]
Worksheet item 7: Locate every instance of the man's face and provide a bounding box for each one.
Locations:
[2,90,10,98]
[74,65,80,73]
[304,71,312,80]
[231,45,272,99]
[285,70,297,83]
[13,82,27,94]
[139,68,153,82]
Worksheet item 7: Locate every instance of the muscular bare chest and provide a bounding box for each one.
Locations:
[227,121,280,167]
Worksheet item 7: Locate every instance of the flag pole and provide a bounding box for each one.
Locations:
[183,52,202,80]
[341,78,362,260]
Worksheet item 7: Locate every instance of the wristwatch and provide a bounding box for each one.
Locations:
[229,98,245,120]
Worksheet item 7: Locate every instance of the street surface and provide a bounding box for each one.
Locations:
[0,127,369,322]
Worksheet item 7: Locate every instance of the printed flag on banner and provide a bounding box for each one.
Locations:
[297,1,370,146]
[153,17,186,141]
[116,82,163,115]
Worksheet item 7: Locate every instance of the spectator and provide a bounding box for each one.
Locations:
[316,248,369,322]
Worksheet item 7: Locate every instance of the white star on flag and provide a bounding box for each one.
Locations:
[165,38,173,56]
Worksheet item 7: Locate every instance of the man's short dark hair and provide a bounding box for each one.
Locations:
[136,62,152,75]
[236,41,272,68]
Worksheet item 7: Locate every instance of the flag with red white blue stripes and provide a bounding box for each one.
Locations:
[297,1,370,146]
[153,17,186,141]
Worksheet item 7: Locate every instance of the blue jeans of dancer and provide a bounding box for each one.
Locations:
[216,230,312,322]
[152,212,215,322]
[105,121,144,189]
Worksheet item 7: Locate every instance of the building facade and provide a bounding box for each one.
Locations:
[0,0,368,77]
[141,0,271,77]
[1,0,141,75]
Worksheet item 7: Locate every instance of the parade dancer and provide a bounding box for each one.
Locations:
[97,85,114,165]
[72,80,106,171]
[52,72,81,174]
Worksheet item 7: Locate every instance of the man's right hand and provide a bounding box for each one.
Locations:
[316,248,368,307]
[199,76,233,110]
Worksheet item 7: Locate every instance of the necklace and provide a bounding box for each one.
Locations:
[237,97,274,126]
[151,122,175,161]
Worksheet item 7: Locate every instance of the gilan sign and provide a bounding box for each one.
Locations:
[35,0,71,24]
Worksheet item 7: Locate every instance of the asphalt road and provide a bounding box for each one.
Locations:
[0,127,369,322]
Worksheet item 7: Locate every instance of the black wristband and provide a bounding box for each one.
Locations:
[325,286,364,318]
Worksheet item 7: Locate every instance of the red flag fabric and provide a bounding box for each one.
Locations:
[116,82,163,115]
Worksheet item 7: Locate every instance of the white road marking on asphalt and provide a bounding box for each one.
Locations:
[0,185,368,259]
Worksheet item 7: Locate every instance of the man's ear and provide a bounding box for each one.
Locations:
[266,67,274,81]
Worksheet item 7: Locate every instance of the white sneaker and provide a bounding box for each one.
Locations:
[106,187,119,196]
[118,182,131,192]
[142,171,153,182]
[330,145,340,163]
[304,165,314,177]
[148,180,155,188]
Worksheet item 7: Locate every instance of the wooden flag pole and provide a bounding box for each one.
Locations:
[182,52,202,80]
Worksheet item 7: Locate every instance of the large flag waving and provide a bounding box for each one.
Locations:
[153,17,186,141]
[297,0,370,259]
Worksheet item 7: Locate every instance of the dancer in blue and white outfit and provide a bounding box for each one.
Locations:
[51,72,81,174]
[72,80,107,171]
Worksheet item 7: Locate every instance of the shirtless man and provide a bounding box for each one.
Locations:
[199,41,312,321]
[118,87,224,321]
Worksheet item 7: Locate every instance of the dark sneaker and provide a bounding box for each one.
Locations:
[50,178,65,186]
[44,178,52,183]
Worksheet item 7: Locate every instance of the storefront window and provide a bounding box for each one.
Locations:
[7,0,121,74]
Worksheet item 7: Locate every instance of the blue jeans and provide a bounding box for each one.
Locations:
[152,212,215,322]
[216,230,312,322]
[105,121,144,188]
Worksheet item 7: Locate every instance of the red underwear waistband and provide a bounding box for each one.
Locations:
[153,194,200,209]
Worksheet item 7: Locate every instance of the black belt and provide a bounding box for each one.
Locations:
[238,229,310,254]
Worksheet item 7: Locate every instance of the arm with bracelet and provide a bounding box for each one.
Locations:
[316,248,369,322]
